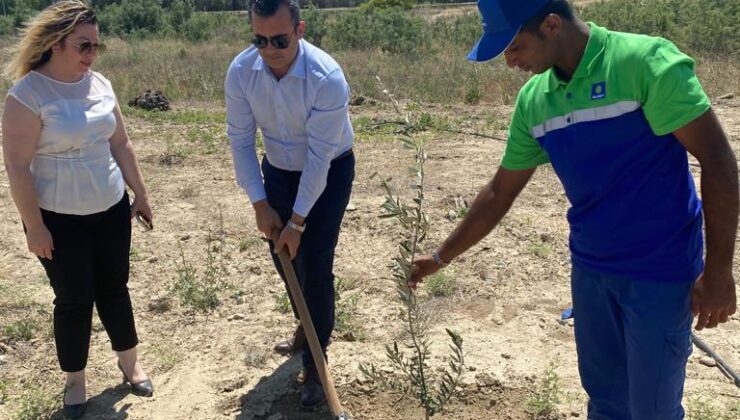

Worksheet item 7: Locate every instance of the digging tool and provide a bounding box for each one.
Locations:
[691,332,740,388]
[273,238,350,420]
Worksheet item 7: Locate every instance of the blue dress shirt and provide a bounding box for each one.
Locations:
[225,39,354,217]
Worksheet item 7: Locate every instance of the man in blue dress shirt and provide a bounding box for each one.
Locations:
[225,0,354,409]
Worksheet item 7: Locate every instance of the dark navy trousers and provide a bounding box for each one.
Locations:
[262,152,354,368]
[571,264,694,420]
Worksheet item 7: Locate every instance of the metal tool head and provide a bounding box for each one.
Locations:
[336,413,351,420]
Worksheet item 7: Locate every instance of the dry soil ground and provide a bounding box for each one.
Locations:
[0,96,739,420]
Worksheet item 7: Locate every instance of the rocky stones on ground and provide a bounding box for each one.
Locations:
[699,356,718,367]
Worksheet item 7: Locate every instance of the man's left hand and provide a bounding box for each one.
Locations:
[692,272,737,330]
[274,225,301,260]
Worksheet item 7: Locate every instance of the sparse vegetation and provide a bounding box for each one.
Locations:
[333,276,365,340]
[0,380,8,405]
[159,139,191,166]
[238,237,261,252]
[148,343,182,374]
[273,291,292,314]
[243,344,269,368]
[424,270,456,298]
[129,246,141,260]
[177,184,199,199]
[3,319,36,344]
[686,395,740,420]
[172,231,230,312]
[527,238,553,259]
[525,362,562,420]
[14,386,59,420]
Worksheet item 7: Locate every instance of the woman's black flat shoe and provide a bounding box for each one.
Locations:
[62,387,86,419]
[117,361,154,397]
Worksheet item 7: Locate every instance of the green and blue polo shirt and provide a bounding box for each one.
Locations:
[502,23,710,282]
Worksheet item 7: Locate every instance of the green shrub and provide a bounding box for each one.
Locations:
[168,0,194,33]
[0,15,15,37]
[525,362,562,419]
[172,238,228,312]
[580,0,740,55]
[425,270,457,298]
[97,0,168,37]
[430,10,482,49]
[303,4,327,48]
[362,0,416,10]
[330,8,429,55]
[14,387,59,420]
[0,380,8,404]
[273,291,291,314]
[3,319,36,343]
[180,13,214,41]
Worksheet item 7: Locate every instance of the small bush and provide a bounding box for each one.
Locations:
[425,270,456,298]
[149,343,182,373]
[274,292,292,314]
[686,395,740,420]
[430,11,482,50]
[362,0,416,10]
[0,15,15,37]
[14,387,59,420]
[464,78,481,105]
[525,362,562,420]
[168,0,194,33]
[330,8,429,55]
[172,238,228,312]
[580,0,740,55]
[334,285,365,341]
[303,4,328,48]
[3,319,36,344]
[0,380,8,405]
[181,13,215,42]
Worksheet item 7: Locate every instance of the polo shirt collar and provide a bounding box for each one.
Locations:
[545,22,607,92]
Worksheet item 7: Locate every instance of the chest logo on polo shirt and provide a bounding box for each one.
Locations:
[591,82,606,100]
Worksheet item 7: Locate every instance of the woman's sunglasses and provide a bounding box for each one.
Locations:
[251,34,292,50]
[65,39,107,55]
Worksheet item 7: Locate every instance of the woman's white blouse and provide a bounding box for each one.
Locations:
[8,70,124,215]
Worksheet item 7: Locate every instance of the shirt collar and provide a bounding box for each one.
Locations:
[251,38,307,80]
[545,22,607,92]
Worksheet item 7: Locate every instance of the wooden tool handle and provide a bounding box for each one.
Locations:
[276,249,348,417]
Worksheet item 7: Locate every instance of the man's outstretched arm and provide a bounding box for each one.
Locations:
[409,166,536,287]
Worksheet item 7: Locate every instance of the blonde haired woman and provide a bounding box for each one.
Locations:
[2,1,153,417]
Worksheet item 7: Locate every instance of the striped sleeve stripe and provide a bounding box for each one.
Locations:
[531,101,641,138]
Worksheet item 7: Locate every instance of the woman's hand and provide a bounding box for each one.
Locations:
[26,224,54,260]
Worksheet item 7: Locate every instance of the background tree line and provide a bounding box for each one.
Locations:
[0,0,472,15]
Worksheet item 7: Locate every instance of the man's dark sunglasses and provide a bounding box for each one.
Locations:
[251,34,291,49]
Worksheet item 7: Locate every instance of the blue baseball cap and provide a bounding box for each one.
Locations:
[467,0,550,62]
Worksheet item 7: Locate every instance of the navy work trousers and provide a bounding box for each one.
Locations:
[262,151,354,368]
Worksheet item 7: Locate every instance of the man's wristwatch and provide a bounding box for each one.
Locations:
[287,220,306,233]
[432,251,449,267]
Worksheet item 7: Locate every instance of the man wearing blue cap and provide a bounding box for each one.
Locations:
[410,0,738,419]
